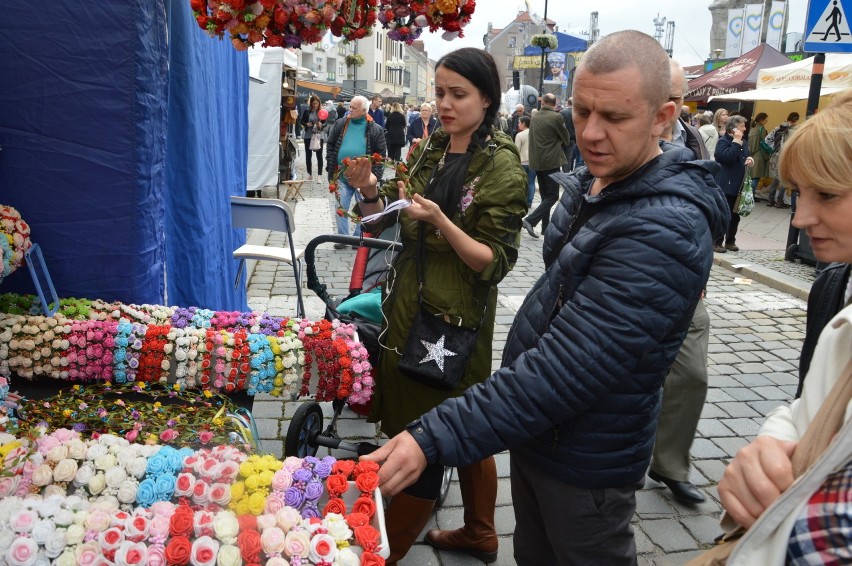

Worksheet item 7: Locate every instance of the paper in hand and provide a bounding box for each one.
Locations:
[361,198,411,224]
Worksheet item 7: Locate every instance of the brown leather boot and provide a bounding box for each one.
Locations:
[424,457,498,563]
[384,491,436,565]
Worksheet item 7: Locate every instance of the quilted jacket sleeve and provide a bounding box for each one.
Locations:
[410,201,710,467]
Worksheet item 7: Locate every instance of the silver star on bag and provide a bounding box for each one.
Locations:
[419,335,457,372]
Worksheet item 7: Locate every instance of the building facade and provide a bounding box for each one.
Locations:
[484,11,556,92]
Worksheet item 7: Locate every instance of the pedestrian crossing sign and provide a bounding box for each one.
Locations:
[804,0,852,52]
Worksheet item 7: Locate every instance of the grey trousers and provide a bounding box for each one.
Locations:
[650,300,710,481]
[510,453,640,566]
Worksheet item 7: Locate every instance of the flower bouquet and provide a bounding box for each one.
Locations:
[0,205,32,286]
[377,0,476,42]
[330,0,379,41]
[344,54,366,68]
[530,33,558,51]
[327,153,409,226]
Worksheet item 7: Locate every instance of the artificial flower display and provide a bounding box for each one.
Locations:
[0,205,32,285]
[0,294,375,406]
[0,428,388,565]
[189,0,475,49]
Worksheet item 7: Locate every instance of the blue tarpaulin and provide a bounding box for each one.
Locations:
[523,32,589,55]
[0,0,249,311]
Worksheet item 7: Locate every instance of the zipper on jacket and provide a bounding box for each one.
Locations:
[552,424,560,450]
[550,284,564,321]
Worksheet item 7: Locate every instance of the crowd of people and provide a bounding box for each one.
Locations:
[285,34,851,565]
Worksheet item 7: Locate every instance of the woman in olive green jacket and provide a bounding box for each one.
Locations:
[748,112,770,190]
[345,48,527,564]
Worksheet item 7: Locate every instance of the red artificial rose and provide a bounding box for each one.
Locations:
[237,514,258,532]
[352,495,376,519]
[360,551,386,566]
[323,497,348,516]
[345,512,370,528]
[237,529,263,563]
[354,525,381,552]
[326,473,349,497]
[333,460,356,477]
[354,460,379,476]
[371,153,383,163]
[169,505,194,537]
[342,157,351,167]
[190,0,205,12]
[165,536,192,565]
[355,470,379,494]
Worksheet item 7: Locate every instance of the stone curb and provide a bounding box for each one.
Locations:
[714,255,811,301]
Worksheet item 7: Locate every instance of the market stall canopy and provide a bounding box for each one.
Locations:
[522,31,588,55]
[685,44,792,102]
[297,79,342,97]
[711,53,852,102]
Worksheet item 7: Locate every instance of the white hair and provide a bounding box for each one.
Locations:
[350,95,369,110]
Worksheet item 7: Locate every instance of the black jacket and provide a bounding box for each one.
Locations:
[407,117,437,145]
[384,111,407,146]
[408,146,728,487]
[714,133,750,197]
[325,116,387,181]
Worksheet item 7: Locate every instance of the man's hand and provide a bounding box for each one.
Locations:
[718,436,797,528]
[359,432,427,496]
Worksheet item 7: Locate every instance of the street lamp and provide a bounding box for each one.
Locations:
[387,59,404,98]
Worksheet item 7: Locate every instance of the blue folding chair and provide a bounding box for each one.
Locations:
[230,196,305,318]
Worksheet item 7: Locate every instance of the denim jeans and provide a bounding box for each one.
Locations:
[334,177,363,237]
[767,178,788,205]
[522,164,537,207]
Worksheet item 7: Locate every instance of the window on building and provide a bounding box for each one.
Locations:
[327,71,336,81]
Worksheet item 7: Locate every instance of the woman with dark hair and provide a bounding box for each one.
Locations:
[344,47,528,564]
[300,95,324,181]
[713,115,754,253]
[384,102,407,161]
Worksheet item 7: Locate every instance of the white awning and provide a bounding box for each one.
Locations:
[710,85,846,102]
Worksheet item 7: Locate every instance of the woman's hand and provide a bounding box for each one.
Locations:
[344,157,378,194]
[745,156,754,167]
[399,186,444,227]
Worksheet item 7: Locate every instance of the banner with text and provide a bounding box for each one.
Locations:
[764,1,787,50]
[726,8,745,58]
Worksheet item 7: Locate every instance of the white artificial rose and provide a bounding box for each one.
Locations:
[64,524,85,546]
[33,550,51,566]
[104,466,127,488]
[116,480,138,505]
[73,464,94,487]
[42,485,66,500]
[66,439,87,460]
[31,464,54,487]
[37,496,62,519]
[84,444,107,461]
[325,516,352,544]
[83,508,112,533]
[116,446,137,467]
[216,545,241,566]
[54,549,76,566]
[93,454,116,471]
[45,445,68,463]
[43,527,67,559]
[0,530,15,556]
[4,537,38,566]
[333,547,360,566]
[53,508,75,527]
[126,457,148,479]
[30,518,55,546]
[93,495,119,512]
[88,473,107,495]
[0,498,20,523]
[52,459,79,483]
[212,511,239,545]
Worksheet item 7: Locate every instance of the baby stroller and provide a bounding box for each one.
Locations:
[284,229,453,505]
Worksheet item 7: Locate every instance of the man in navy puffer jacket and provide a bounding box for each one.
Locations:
[365,31,729,565]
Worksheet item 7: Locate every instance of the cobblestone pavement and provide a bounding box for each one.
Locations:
[245,151,812,565]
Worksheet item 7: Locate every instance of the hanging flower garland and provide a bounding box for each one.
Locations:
[328,153,409,225]
[530,33,558,50]
[330,0,379,41]
[0,205,32,285]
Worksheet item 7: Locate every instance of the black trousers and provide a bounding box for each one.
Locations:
[387,144,403,162]
[715,194,740,245]
[305,139,324,176]
[525,167,560,230]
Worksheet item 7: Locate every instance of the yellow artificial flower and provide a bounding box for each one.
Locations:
[244,474,261,492]
[63,409,72,418]
[72,385,81,392]
[203,390,213,398]
[235,498,251,516]
[230,481,245,501]
[173,383,181,392]
[0,440,22,457]
[258,469,274,487]
[239,461,255,478]
[247,491,266,515]
[153,402,162,409]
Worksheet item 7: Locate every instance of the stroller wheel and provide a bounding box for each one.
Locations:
[285,402,324,457]
[436,466,453,508]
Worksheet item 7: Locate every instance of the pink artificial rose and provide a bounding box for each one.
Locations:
[217,461,240,482]
[193,511,215,538]
[198,431,214,445]
[271,469,292,491]
[125,515,150,542]
[159,429,179,442]
[198,458,220,481]
[308,533,337,564]
[174,473,195,497]
[208,483,231,507]
[114,541,147,566]
[125,430,139,443]
[99,526,125,552]
[146,545,167,566]
[0,476,21,498]
[190,536,220,566]
[148,514,171,542]
[5,537,38,566]
[9,509,37,533]
[75,542,101,566]
[283,530,311,558]
[260,527,287,556]
[191,480,209,506]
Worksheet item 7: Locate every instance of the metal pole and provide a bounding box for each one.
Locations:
[537,0,549,107]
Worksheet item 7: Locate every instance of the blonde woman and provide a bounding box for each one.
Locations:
[718,89,852,565]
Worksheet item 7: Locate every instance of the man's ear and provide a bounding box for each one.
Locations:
[652,101,678,138]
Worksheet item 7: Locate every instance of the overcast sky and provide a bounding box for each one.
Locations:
[421,0,808,67]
